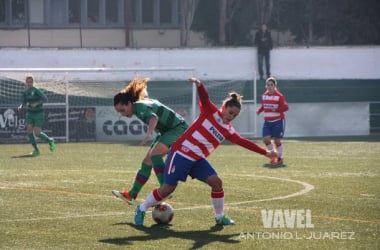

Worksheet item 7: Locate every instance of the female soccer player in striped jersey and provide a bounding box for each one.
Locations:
[134,77,277,226]
[112,76,188,204]
[256,77,289,164]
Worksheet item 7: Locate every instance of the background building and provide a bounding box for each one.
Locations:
[0,1,379,139]
[1,0,379,48]
[0,0,206,48]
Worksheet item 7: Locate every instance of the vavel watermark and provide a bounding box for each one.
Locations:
[237,209,355,240]
[261,209,314,228]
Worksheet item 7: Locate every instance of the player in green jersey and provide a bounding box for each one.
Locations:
[17,75,55,156]
[112,76,188,204]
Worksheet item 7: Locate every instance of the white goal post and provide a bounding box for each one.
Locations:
[0,67,258,143]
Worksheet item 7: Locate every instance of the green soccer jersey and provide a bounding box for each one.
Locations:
[133,99,185,133]
[22,86,47,113]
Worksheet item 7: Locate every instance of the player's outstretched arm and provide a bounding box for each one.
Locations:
[229,134,277,159]
[188,77,210,105]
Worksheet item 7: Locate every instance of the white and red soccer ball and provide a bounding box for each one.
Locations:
[152,202,174,224]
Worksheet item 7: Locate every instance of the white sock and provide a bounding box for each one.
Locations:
[211,190,224,219]
[276,143,283,158]
[140,191,159,211]
[266,143,274,151]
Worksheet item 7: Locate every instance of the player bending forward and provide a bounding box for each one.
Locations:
[112,77,188,204]
[134,77,277,226]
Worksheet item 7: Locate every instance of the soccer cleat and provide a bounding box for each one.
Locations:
[134,205,145,226]
[277,158,284,165]
[270,156,277,164]
[112,190,134,205]
[30,149,40,157]
[215,215,235,226]
[49,138,55,152]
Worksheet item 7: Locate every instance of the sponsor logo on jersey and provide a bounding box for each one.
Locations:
[209,126,224,142]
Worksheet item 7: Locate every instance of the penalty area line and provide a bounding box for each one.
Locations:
[223,174,315,206]
[0,175,313,223]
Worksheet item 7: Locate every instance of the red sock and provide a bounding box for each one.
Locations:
[153,188,164,201]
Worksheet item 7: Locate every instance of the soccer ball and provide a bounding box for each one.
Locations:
[152,202,174,224]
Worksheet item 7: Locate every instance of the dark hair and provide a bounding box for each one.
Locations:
[113,92,134,106]
[25,74,34,82]
[113,77,149,106]
[222,92,243,110]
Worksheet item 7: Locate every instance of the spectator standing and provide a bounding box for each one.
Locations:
[254,23,273,80]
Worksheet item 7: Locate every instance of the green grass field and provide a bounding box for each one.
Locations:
[0,139,379,250]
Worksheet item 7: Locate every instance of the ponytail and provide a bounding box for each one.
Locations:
[114,76,149,106]
[222,92,243,109]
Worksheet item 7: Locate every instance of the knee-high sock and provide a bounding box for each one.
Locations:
[38,132,50,142]
[140,188,164,212]
[129,163,152,199]
[211,189,224,219]
[28,133,38,150]
[265,142,274,151]
[151,155,165,186]
[276,142,283,158]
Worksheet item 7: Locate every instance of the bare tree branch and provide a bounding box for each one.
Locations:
[180,0,200,46]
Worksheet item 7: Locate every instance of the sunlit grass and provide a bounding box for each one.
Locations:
[0,139,379,249]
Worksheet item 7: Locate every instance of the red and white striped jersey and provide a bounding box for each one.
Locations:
[171,83,267,161]
[257,89,288,121]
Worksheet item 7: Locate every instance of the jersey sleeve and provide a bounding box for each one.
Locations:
[36,88,48,102]
[197,82,217,113]
[276,94,289,113]
[134,103,156,124]
[257,100,264,114]
[228,133,267,155]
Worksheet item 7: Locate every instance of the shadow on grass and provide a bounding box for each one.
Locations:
[262,163,287,169]
[11,154,35,158]
[99,222,240,249]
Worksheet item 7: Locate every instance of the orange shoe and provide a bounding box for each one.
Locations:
[270,156,277,164]
[112,190,134,205]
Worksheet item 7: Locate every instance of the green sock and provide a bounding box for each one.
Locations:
[129,163,152,199]
[151,155,165,186]
[38,132,50,142]
[28,133,38,151]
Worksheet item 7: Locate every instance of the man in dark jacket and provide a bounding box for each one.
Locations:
[254,24,273,80]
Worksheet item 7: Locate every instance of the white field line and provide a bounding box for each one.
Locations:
[0,175,313,222]
[223,174,314,206]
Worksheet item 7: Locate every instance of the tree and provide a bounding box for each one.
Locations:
[219,0,227,45]
[274,0,380,45]
[192,0,258,46]
[255,0,274,24]
[190,0,380,46]
[180,0,200,47]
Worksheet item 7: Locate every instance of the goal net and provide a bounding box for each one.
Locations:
[0,68,257,143]
[202,79,258,138]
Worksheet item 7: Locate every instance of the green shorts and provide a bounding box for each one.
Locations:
[26,111,45,128]
[151,123,188,148]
